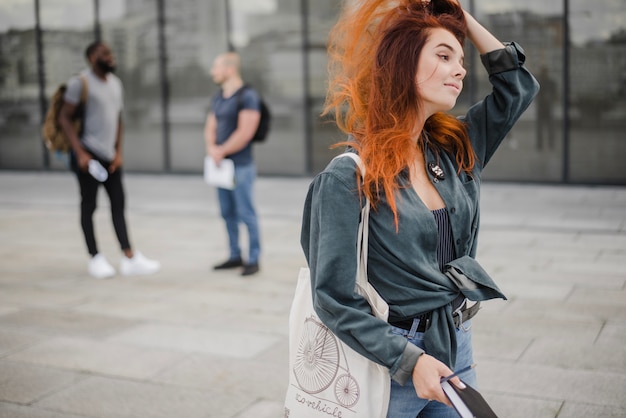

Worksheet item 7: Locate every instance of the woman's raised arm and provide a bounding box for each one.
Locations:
[463,9,504,54]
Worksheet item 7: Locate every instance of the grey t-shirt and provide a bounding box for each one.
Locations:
[64,69,123,162]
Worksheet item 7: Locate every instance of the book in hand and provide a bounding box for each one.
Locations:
[441,379,498,418]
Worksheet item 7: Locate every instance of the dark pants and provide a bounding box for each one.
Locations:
[70,152,131,256]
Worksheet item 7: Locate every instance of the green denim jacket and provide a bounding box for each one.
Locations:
[300,42,540,385]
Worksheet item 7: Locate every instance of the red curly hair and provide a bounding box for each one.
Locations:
[324,0,476,226]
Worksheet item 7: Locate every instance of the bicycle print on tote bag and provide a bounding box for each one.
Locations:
[284,153,390,418]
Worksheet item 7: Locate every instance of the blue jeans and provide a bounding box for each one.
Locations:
[217,162,260,264]
[387,320,476,418]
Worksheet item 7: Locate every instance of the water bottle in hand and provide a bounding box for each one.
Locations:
[88,159,108,182]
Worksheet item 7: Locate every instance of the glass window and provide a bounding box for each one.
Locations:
[2,0,623,185]
[40,0,96,170]
[167,0,229,172]
[569,0,626,183]
[306,0,345,174]
[100,0,163,172]
[0,0,42,169]
[468,0,564,182]
[228,0,307,175]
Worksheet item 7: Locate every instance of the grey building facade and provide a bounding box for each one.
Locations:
[0,0,624,183]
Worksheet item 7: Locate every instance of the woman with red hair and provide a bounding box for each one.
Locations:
[301,0,538,416]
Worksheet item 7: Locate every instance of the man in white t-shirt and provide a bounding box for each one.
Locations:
[59,41,160,279]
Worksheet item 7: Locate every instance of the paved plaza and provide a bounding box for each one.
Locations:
[0,171,625,418]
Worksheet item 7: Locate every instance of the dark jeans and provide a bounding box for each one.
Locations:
[70,152,131,256]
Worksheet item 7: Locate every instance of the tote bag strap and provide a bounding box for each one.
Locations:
[332,152,389,321]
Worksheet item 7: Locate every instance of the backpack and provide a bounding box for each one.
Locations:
[235,85,271,143]
[41,75,88,152]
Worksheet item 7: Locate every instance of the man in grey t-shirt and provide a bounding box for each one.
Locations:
[59,41,160,279]
[65,61,123,162]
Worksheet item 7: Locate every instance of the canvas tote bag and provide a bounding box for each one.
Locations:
[284,153,390,418]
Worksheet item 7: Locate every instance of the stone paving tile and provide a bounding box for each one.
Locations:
[500,299,626,322]
[107,323,280,359]
[567,287,626,306]
[494,281,573,301]
[71,283,292,333]
[73,297,197,322]
[0,287,88,308]
[495,270,625,290]
[477,228,542,245]
[158,287,293,314]
[0,402,90,418]
[5,337,188,380]
[479,213,526,228]
[475,307,604,341]
[480,361,626,407]
[234,400,284,418]
[520,336,626,373]
[472,333,531,362]
[154,345,289,402]
[33,376,245,418]
[597,249,626,265]
[0,309,142,338]
[576,232,626,247]
[482,243,598,261]
[0,329,41,356]
[483,393,563,418]
[546,260,626,276]
[597,323,626,345]
[0,307,18,317]
[558,402,626,418]
[225,311,289,336]
[0,361,86,404]
[526,217,623,232]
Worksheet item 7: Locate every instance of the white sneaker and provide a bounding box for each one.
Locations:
[88,254,116,279]
[120,251,161,276]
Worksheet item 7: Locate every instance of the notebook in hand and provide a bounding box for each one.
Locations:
[204,157,235,190]
[441,379,498,418]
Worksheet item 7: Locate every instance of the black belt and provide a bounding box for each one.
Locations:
[389,301,481,332]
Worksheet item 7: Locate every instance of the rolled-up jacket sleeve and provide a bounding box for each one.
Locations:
[461,42,540,169]
[300,159,423,384]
